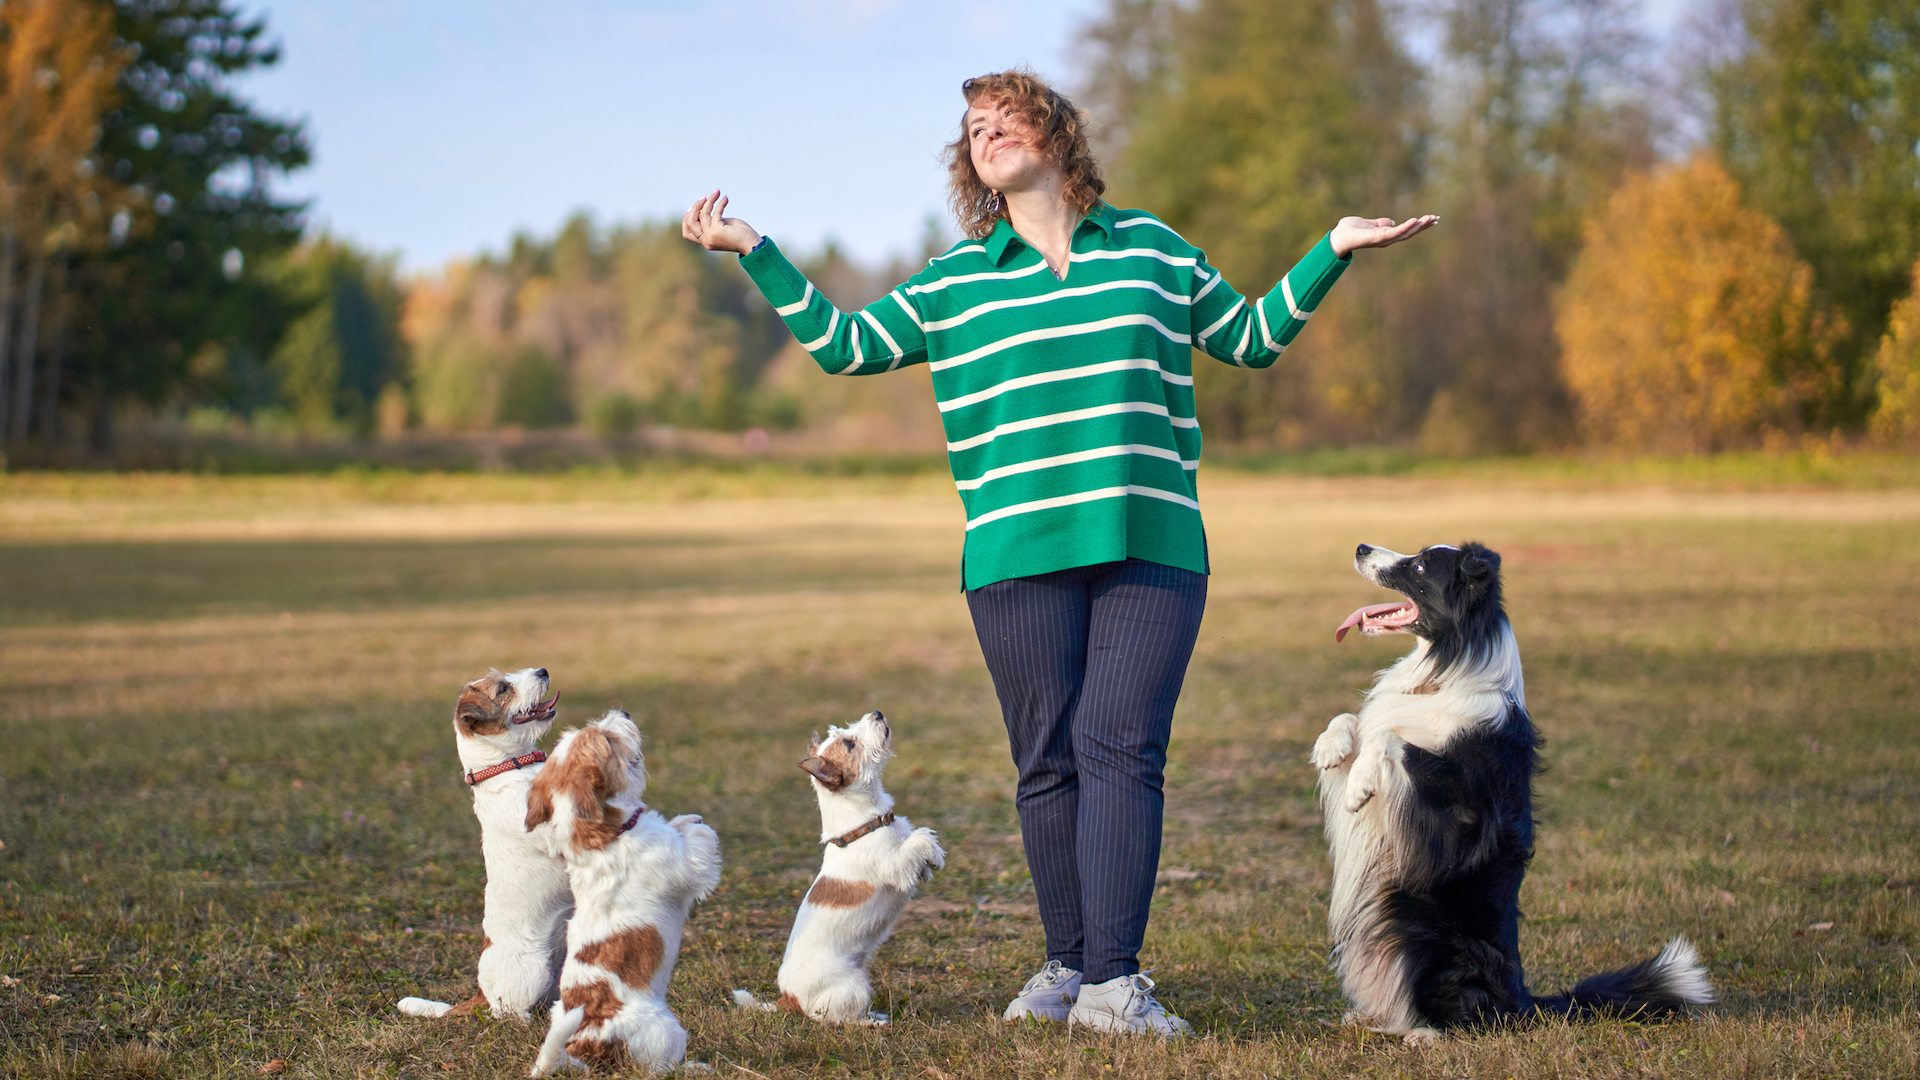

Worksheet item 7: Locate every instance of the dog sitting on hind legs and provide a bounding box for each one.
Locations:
[731,710,945,1024]
[1312,542,1715,1045]
[527,709,722,1075]
[397,667,570,1022]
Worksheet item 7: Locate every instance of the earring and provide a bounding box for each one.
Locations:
[992,192,1002,214]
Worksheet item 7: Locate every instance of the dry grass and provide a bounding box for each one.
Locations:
[1,469,1915,1078]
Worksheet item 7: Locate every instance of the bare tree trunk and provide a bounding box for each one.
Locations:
[0,216,14,434]
[34,250,67,439]
[11,245,43,441]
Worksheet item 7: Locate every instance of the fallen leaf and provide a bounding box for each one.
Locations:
[1717,889,1737,905]
[259,1060,288,1075]
[924,1067,956,1080]
[0,975,17,987]
[41,994,62,1004]
[1809,922,1834,932]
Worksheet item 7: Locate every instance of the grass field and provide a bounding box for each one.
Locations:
[1,467,1915,1079]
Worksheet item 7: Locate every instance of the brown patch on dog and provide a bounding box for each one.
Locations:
[565,1036,626,1068]
[800,732,860,790]
[806,877,876,908]
[561,978,624,1025]
[443,992,487,1018]
[775,991,806,1015]
[454,670,513,737]
[527,726,633,851]
[575,925,665,990]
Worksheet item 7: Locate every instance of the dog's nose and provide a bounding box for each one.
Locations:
[1355,544,1373,559]
[534,668,549,679]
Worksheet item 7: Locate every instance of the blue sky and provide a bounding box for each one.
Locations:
[243,0,1105,271]
[240,0,1690,273]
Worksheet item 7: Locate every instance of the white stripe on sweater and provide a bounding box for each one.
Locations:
[925,279,1191,334]
[946,400,1195,452]
[939,358,1190,413]
[954,443,1197,491]
[929,313,1188,374]
[965,483,1200,530]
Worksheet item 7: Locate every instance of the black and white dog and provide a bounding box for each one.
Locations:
[1311,542,1714,1044]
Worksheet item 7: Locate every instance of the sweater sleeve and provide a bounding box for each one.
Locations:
[737,236,930,375]
[1187,233,1350,369]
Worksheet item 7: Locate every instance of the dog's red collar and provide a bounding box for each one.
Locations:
[619,806,645,834]
[464,751,546,786]
[823,812,894,848]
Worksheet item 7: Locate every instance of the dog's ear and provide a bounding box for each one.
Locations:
[1461,544,1499,584]
[799,755,848,791]
[525,775,555,831]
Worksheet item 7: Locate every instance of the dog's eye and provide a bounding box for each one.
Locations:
[1414,562,1425,574]
[842,738,855,749]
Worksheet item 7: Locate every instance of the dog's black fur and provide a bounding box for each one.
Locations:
[1317,542,1713,1038]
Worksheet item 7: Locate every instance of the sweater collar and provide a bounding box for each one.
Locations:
[984,201,1118,265]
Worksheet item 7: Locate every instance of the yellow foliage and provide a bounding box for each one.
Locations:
[0,0,126,235]
[1870,256,1920,448]
[1555,154,1842,452]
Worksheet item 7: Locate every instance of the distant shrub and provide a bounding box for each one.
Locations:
[1870,256,1920,448]
[1556,155,1845,452]
[496,349,571,429]
[586,392,642,438]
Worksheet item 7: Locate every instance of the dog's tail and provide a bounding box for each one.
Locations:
[530,1004,585,1077]
[1531,938,1716,1020]
[731,989,777,1012]
[396,997,454,1018]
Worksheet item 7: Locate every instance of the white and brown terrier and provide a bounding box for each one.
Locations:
[527,710,722,1075]
[398,667,570,1022]
[732,711,944,1024]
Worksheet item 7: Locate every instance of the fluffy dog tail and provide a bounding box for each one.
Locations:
[395,997,454,1018]
[1531,938,1716,1020]
[530,1005,585,1077]
[731,989,777,1012]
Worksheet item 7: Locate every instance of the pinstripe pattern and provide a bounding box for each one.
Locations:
[739,204,1349,588]
[966,558,1207,984]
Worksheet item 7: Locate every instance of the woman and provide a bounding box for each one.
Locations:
[684,69,1434,1036]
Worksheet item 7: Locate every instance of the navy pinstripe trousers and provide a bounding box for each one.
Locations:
[966,558,1207,984]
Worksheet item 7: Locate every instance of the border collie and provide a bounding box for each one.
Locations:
[1310,542,1714,1044]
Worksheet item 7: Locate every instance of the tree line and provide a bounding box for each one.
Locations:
[6,0,1919,458]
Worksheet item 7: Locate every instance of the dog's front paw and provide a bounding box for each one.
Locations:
[1311,713,1360,771]
[1343,776,1377,813]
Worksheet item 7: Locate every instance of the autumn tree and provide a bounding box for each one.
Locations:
[1555,155,1843,452]
[1708,0,1920,425]
[1868,256,1920,447]
[0,0,126,444]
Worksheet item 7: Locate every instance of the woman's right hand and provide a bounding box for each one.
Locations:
[682,191,761,255]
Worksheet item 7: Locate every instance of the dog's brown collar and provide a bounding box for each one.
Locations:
[619,806,645,834]
[823,812,894,848]
[464,751,546,786]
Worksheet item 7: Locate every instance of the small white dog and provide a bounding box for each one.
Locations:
[732,711,944,1024]
[527,710,722,1076]
[398,667,571,1022]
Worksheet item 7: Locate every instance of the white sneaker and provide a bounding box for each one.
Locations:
[1002,960,1082,1022]
[1066,972,1192,1036]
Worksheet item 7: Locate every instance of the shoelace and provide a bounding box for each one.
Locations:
[1121,971,1169,1016]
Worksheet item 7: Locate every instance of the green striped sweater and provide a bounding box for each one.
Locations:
[738,202,1350,589]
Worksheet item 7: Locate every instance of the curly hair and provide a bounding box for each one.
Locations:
[944,69,1107,241]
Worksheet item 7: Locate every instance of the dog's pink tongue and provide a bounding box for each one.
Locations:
[1335,602,1414,643]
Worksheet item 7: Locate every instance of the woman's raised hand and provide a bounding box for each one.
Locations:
[682,191,761,255]
[1329,215,1439,257]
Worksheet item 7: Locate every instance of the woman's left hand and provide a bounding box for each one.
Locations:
[1330,215,1439,257]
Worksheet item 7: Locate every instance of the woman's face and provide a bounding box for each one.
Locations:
[967,98,1052,195]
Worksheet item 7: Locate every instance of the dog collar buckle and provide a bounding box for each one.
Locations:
[823,811,895,848]
[464,750,547,786]
[618,806,645,834]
